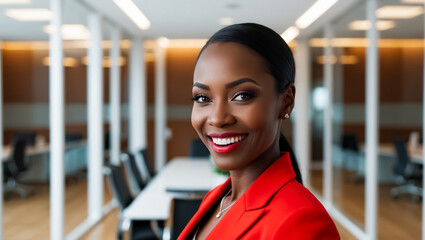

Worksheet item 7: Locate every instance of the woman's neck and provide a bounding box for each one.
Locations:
[228,142,281,201]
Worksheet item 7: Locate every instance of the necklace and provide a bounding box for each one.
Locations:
[216,188,235,218]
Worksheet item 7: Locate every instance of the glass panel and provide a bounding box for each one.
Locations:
[1,0,52,239]
[310,30,325,197]
[377,0,423,239]
[62,0,90,235]
[331,0,367,232]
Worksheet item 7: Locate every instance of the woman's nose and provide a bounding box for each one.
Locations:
[206,101,236,128]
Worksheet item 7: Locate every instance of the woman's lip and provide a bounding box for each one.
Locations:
[208,132,247,138]
[209,137,245,154]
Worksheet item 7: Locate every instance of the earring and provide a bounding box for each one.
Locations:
[284,113,290,119]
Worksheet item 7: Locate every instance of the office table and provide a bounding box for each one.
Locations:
[376,143,422,164]
[2,140,88,182]
[123,157,227,221]
[2,140,87,162]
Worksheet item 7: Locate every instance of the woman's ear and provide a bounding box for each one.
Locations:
[279,83,296,119]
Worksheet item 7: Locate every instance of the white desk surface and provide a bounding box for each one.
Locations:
[2,140,87,162]
[123,157,227,220]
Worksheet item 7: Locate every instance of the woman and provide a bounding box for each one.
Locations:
[179,23,340,240]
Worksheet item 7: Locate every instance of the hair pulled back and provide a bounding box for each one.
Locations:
[196,23,302,185]
[197,23,295,94]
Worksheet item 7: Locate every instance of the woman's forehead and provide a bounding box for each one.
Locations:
[194,42,270,82]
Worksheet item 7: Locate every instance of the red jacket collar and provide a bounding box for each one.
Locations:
[178,152,297,239]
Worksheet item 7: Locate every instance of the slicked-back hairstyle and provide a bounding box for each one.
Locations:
[195,23,302,185]
[197,23,295,94]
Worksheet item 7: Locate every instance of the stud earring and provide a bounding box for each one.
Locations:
[285,113,290,119]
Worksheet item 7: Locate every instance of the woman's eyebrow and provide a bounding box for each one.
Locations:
[225,78,260,89]
[193,82,210,90]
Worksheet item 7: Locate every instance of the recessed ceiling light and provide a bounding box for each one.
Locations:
[401,0,425,4]
[5,8,52,21]
[0,0,30,4]
[349,20,395,31]
[296,0,339,29]
[219,17,234,26]
[156,37,169,48]
[81,56,126,67]
[281,26,299,43]
[113,0,150,30]
[42,57,79,67]
[376,5,424,19]
[43,24,90,40]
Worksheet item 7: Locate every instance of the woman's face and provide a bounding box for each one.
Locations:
[191,42,293,171]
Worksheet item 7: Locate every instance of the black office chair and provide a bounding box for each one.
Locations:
[139,149,156,180]
[188,138,210,158]
[3,137,34,199]
[103,164,160,240]
[170,197,203,240]
[65,133,82,143]
[12,132,36,146]
[391,138,422,200]
[341,134,363,183]
[121,152,146,196]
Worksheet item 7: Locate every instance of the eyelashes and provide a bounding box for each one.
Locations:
[191,91,256,104]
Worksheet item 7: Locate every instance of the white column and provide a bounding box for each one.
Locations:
[109,27,121,166]
[365,0,379,239]
[49,0,65,239]
[323,24,334,204]
[128,36,147,153]
[87,13,104,222]
[0,41,3,240]
[294,38,311,188]
[155,43,166,171]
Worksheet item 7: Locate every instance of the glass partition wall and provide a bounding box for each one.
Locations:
[309,0,425,239]
[310,30,325,197]
[1,0,57,238]
[376,0,424,239]
[0,0,129,238]
[330,1,367,232]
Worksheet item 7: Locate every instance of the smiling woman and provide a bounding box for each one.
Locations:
[178,23,340,240]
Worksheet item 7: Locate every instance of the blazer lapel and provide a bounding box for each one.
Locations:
[178,179,232,240]
[207,152,296,239]
[179,152,296,240]
[206,194,265,240]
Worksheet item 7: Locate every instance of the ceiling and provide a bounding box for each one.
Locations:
[0,0,422,42]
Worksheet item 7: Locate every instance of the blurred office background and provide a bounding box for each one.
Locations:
[0,0,424,239]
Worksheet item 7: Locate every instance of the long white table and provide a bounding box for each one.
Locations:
[123,157,227,221]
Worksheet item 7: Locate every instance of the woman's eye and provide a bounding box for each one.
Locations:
[192,95,210,103]
[233,92,254,101]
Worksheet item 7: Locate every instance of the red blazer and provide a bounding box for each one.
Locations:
[178,153,340,240]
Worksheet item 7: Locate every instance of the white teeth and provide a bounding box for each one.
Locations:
[211,135,245,146]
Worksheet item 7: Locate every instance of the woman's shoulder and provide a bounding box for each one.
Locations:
[269,179,328,214]
[262,180,340,239]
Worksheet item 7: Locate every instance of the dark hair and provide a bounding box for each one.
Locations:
[196,23,302,185]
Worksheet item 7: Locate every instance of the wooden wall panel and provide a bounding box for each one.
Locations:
[166,48,201,105]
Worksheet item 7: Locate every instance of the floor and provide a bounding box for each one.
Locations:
[311,169,422,240]
[3,169,422,240]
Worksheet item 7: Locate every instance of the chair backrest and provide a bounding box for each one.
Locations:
[393,138,410,177]
[341,134,359,152]
[103,164,134,209]
[13,132,36,146]
[65,133,82,143]
[170,198,203,240]
[188,138,210,158]
[139,149,155,178]
[120,152,145,196]
[12,137,28,173]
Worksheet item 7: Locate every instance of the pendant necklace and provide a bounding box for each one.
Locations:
[216,188,235,218]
